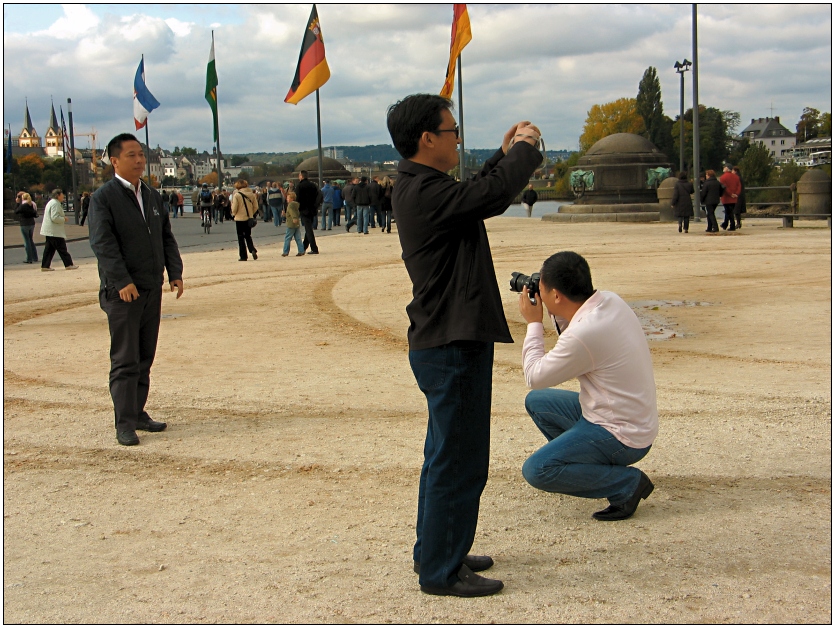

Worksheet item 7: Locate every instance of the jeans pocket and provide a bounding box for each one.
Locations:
[412,359,447,393]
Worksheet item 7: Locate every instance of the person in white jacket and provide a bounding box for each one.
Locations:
[40,189,78,271]
[517,251,657,521]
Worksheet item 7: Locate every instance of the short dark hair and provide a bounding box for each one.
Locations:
[540,251,595,303]
[677,171,688,180]
[300,170,308,178]
[386,93,453,159]
[107,133,140,159]
[360,176,368,183]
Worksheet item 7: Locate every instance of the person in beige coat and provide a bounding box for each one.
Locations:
[230,179,259,261]
[40,189,78,271]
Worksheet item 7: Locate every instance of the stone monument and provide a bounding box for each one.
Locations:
[292,156,351,183]
[543,133,672,223]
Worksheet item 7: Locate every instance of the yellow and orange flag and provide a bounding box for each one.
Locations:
[285,4,331,105]
[440,4,472,99]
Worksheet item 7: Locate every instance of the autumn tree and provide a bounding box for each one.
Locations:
[199,172,219,186]
[16,153,45,187]
[579,98,645,152]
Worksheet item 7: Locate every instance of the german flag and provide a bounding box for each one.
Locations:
[285,5,330,105]
[440,4,472,99]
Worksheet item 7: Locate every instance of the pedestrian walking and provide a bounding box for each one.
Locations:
[521,184,538,217]
[40,189,78,271]
[79,191,91,226]
[268,182,285,226]
[719,166,741,231]
[369,176,383,228]
[230,179,259,261]
[332,182,343,227]
[281,192,305,257]
[320,180,334,230]
[732,166,746,230]
[176,190,184,217]
[296,170,319,254]
[14,192,39,264]
[352,176,372,234]
[671,171,694,233]
[380,175,394,233]
[343,178,356,227]
[700,170,722,233]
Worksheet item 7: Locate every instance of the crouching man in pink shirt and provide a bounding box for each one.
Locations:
[518,251,658,521]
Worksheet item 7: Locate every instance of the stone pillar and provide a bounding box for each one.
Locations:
[797,170,832,217]
[656,177,678,222]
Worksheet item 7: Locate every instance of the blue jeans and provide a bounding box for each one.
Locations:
[271,204,283,226]
[382,209,392,232]
[356,205,371,233]
[369,204,379,228]
[409,340,494,588]
[20,225,38,262]
[345,202,355,223]
[522,389,651,506]
[283,227,303,255]
[321,202,333,230]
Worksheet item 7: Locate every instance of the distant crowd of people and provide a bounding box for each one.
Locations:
[154,172,397,260]
[670,165,747,233]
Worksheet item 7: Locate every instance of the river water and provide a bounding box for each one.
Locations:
[501,200,573,218]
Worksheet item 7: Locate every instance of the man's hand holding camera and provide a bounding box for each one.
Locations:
[502,121,542,154]
[519,286,543,324]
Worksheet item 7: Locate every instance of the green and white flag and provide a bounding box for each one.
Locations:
[205,34,219,142]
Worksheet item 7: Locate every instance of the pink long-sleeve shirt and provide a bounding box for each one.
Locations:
[522,290,658,449]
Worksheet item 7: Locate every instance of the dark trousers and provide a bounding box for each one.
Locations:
[333,206,342,226]
[301,213,319,253]
[722,203,736,230]
[79,210,88,226]
[677,217,690,232]
[409,340,494,588]
[41,236,73,268]
[99,285,162,433]
[235,220,256,260]
[20,226,38,262]
[705,204,719,231]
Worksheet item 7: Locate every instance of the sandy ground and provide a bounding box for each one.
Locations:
[3,217,831,624]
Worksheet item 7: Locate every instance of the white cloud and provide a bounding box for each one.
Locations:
[5,4,831,154]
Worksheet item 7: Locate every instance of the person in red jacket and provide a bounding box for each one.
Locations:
[719,166,741,231]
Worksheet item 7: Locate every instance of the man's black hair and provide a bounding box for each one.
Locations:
[540,251,595,303]
[107,133,140,160]
[300,170,309,178]
[386,94,453,159]
[360,176,368,183]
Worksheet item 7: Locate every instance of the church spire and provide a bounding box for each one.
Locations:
[48,99,59,132]
[23,98,35,133]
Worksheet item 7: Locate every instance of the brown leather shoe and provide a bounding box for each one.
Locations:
[420,564,503,597]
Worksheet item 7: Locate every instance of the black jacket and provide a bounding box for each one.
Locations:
[88,178,183,291]
[296,178,319,217]
[671,179,695,217]
[368,180,382,205]
[522,189,538,205]
[353,182,371,205]
[393,143,543,350]
[700,176,723,206]
[14,202,37,226]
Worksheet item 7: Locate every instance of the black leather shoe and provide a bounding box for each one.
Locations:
[414,554,493,575]
[420,564,503,598]
[136,417,167,432]
[117,430,140,446]
[593,471,654,521]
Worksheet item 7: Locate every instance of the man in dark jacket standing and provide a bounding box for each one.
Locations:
[521,184,538,217]
[369,176,383,229]
[700,169,723,233]
[387,93,543,598]
[88,133,184,446]
[296,170,320,254]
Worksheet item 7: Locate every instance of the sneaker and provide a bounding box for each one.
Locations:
[282,253,289,257]
[65,265,79,270]
[296,252,305,256]
[41,267,54,272]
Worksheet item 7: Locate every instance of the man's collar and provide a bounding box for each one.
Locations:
[114,173,141,192]
[397,158,450,177]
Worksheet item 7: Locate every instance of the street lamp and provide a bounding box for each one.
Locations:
[674,59,691,175]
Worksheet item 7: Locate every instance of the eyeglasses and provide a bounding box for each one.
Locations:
[433,125,460,139]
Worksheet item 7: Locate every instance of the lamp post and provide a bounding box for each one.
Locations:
[674,59,691,175]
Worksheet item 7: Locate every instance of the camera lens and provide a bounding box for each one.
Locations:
[509,272,531,293]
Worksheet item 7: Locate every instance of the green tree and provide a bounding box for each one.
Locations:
[181,147,197,156]
[579,98,645,152]
[17,153,44,187]
[819,112,832,137]
[738,142,773,187]
[679,105,736,171]
[230,155,248,167]
[636,67,675,162]
[727,137,750,166]
[795,107,821,142]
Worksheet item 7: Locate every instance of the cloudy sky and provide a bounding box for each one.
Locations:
[3,3,831,155]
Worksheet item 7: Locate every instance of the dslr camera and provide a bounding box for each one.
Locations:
[510,272,540,305]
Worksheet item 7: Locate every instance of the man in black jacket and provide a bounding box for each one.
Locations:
[387,93,543,597]
[89,133,184,446]
[296,170,320,254]
[369,176,383,229]
[521,184,538,217]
